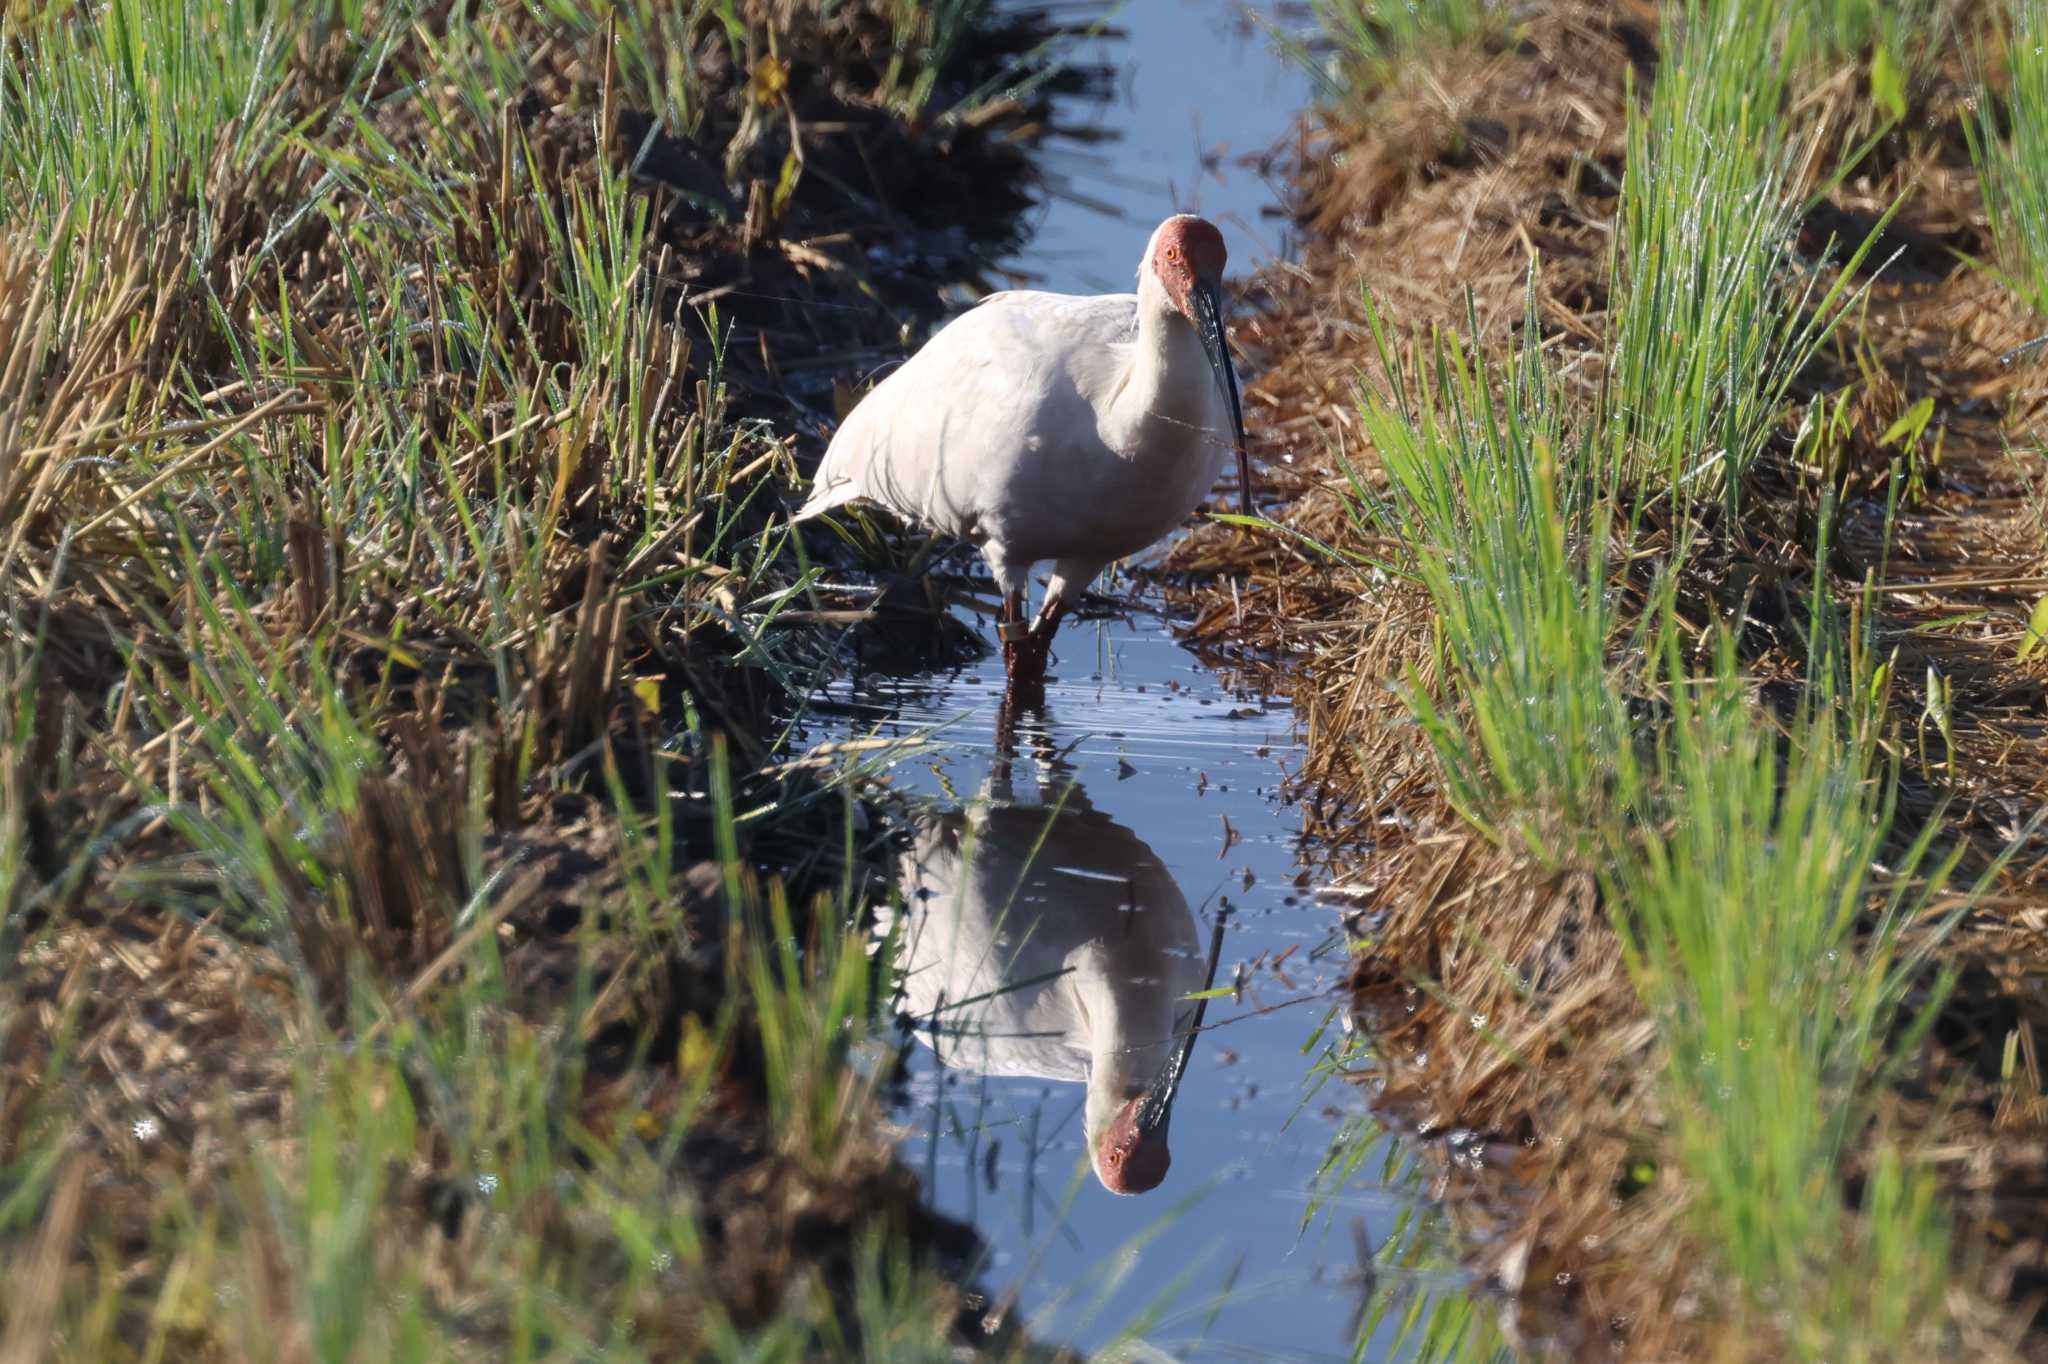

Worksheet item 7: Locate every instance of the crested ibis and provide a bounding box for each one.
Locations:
[796,214,1251,687]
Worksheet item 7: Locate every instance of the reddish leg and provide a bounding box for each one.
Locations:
[1005,595,1068,702]
[995,595,1070,756]
[1034,595,1070,641]
[998,590,1027,677]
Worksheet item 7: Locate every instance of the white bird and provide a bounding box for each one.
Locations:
[884,778,1207,1195]
[796,214,1250,686]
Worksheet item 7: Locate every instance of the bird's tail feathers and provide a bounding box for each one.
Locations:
[792,477,862,523]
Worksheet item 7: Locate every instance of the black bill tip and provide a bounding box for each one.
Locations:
[1137,904,1233,1140]
[1194,281,1253,520]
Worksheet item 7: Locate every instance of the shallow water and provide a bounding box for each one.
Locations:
[795,5,1485,1356]
[803,603,1426,1358]
[1002,0,1307,294]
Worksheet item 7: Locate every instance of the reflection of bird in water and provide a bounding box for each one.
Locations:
[886,775,1208,1195]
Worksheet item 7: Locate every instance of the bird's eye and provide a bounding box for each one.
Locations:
[1165,246,1183,264]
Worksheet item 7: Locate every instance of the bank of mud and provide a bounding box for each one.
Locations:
[1168,3,2048,1357]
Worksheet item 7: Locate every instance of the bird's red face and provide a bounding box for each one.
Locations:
[1094,1092,1172,1195]
[1143,215,1253,520]
[1147,216,1229,321]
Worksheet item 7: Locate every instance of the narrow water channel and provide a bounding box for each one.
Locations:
[800,5,1482,1356]
[1002,0,1301,294]
[810,611,1411,1357]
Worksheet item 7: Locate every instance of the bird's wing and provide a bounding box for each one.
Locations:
[972,288,1137,332]
[797,292,1141,536]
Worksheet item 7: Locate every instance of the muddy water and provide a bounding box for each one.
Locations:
[799,4,1484,1356]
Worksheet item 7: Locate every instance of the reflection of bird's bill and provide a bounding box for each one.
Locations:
[1134,904,1232,1141]
[1133,1019,1194,1140]
[1193,280,1252,519]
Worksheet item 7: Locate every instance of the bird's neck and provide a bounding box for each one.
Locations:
[1080,983,1178,1145]
[1109,272,1211,440]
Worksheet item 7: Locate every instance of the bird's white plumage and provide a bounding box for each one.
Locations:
[796,222,1239,614]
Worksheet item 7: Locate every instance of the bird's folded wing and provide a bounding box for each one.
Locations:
[796,292,1141,538]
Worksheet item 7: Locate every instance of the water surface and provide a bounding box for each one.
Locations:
[813,608,1396,1357]
[1007,0,1307,293]
[801,5,1487,1355]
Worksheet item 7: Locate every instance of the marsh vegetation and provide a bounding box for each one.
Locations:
[1177,0,2048,1357]
[0,1,1121,1356]
[11,0,2048,1359]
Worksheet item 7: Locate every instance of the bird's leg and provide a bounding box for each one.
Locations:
[1026,596,1070,664]
[997,590,1028,677]
[1002,594,1067,703]
[993,577,1054,730]
[1032,595,1070,640]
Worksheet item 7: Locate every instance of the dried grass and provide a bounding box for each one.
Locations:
[1169,0,2048,1356]
[0,0,1110,1354]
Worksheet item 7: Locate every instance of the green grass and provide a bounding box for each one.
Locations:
[4,764,965,1363]
[1605,0,1882,503]
[1789,0,1950,63]
[1604,625,1963,1361]
[1345,288,1975,1356]
[1968,0,2048,318]
[1287,0,1993,1352]
[1786,0,1955,100]
[0,0,1105,1355]
[1281,0,1508,99]
[0,0,313,238]
[1352,290,1643,859]
[1313,0,1505,63]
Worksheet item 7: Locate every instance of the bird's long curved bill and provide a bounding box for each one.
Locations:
[1193,281,1253,519]
[1135,908,1233,1140]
